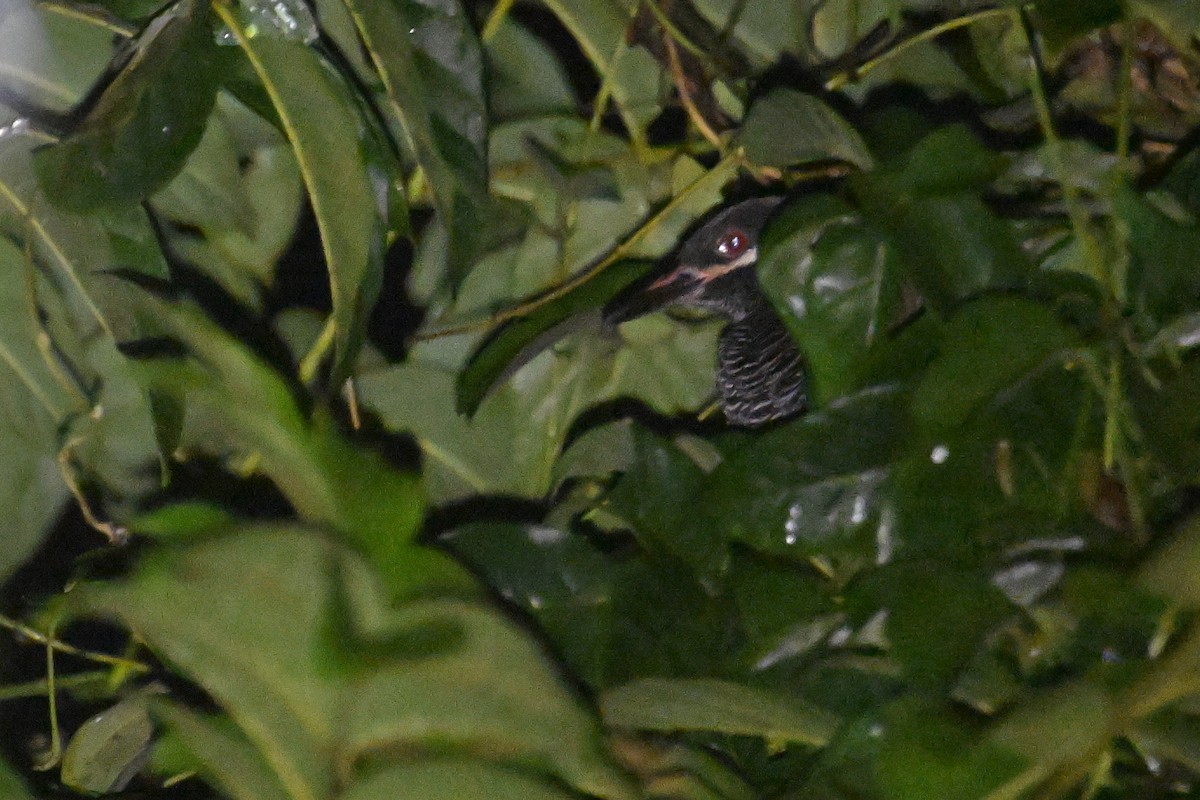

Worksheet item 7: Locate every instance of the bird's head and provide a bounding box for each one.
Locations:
[605,196,784,324]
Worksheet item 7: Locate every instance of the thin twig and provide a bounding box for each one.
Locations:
[0,614,149,673]
[480,0,516,42]
[412,150,742,342]
[664,31,723,148]
[824,7,1014,91]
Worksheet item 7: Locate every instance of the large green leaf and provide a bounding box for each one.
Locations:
[73,526,636,800]
[150,93,303,307]
[758,194,902,403]
[0,758,34,800]
[341,761,581,800]
[912,296,1072,433]
[340,0,488,287]
[35,0,219,211]
[125,296,448,597]
[601,678,839,746]
[740,89,873,171]
[215,10,383,379]
[153,703,291,800]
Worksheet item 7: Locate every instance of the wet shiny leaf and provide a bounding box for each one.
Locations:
[35,0,219,210]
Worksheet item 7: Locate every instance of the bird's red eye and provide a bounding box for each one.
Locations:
[715,228,747,260]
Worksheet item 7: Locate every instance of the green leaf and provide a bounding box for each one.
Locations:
[126,297,451,598]
[876,696,1026,800]
[340,0,487,287]
[601,678,840,746]
[698,386,911,559]
[849,564,1012,690]
[540,0,661,145]
[0,138,169,340]
[35,0,220,211]
[606,428,726,579]
[1138,513,1200,611]
[758,194,901,402]
[342,598,637,800]
[740,89,873,171]
[485,18,576,122]
[61,692,155,794]
[1116,182,1200,320]
[152,703,291,800]
[0,0,121,114]
[216,12,384,379]
[443,520,740,688]
[73,526,635,800]
[1034,0,1123,53]
[72,528,344,800]
[456,260,650,416]
[150,93,303,307]
[342,761,582,800]
[0,759,34,800]
[912,296,1071,433]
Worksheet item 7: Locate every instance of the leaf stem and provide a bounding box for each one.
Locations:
[0,614,149,673]
[480,0,515,42]
[824,7,1013,91]
[1018,8,1113,297]
[1115,20,1135,166]
[412,151,741,341]
[33,630,61,771]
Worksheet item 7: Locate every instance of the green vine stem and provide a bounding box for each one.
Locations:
[0,613,149,673]
[824,7,1014,91]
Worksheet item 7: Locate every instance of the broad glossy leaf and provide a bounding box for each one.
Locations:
[912,296,1072,433]
[758,194,901,402]
[1138,513,1200,610]
[606,428,725,579]
[74,528,344,800]
[876,696,1025,800]
[74,524,634,800]
[0,135,169,339]
[854,125,1027,310]
[740,89,873,171]
[340,0,486,286]
[444,521,741,688]
[35,0,219,211]
[1116,182,1200,320]
[848,564,1012,690]
[1129,356,1200,482]
[698,386,911,560]
[1034,0,1122,54]
[601,678,839,746]
[216,13,383,379]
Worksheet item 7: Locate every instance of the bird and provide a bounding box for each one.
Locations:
[604,196,808,427]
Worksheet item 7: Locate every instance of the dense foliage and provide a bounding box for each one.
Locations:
[2,0,1200,797]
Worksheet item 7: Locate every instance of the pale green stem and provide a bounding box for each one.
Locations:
[824,7,1013,91]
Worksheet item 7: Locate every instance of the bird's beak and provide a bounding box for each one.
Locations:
[603,264,706,325]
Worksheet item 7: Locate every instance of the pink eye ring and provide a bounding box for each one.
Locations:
[716,228,747,259]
